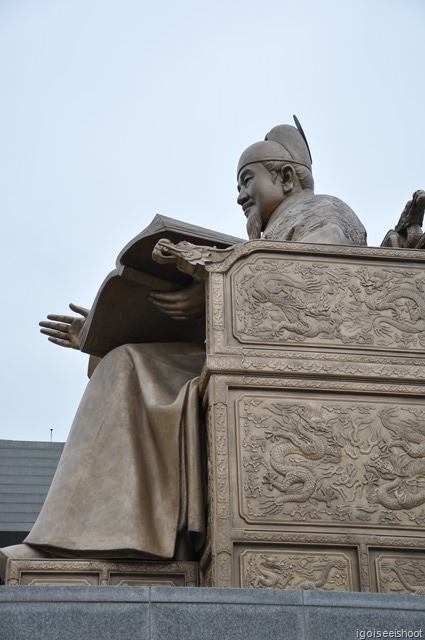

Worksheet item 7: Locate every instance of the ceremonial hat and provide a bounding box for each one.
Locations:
[237,116,312,175]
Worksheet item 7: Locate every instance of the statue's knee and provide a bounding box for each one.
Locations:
[100,344,138,369]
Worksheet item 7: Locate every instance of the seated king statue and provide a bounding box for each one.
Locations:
[0,118,367,577]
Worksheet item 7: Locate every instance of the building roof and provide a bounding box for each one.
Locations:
[0,439,64,533]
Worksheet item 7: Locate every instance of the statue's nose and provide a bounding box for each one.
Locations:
[237,188,247,206]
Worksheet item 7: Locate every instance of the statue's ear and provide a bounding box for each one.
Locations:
[281,164,295,194]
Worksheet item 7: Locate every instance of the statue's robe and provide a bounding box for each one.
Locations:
[25,343,205,559]
[25,195,366,560]
[263,192,367,246]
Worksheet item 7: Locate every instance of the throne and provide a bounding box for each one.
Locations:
[194,239,425,593]
[5,238,425,594]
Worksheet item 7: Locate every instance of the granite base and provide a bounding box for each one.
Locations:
[1,586,424,640]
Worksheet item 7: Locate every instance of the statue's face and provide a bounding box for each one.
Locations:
[237,163,284,236]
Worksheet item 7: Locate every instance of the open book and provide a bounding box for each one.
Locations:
[79,215,243,357]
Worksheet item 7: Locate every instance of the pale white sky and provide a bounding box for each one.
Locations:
[1,0,424,442]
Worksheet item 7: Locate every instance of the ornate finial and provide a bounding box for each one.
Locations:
[381,190,425,248]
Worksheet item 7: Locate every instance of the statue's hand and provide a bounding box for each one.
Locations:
[148,280,205,321]
[39,303,89,350]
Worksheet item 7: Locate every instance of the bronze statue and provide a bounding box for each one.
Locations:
[0,119,368,577]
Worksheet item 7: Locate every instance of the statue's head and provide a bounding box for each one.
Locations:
[237,120,314,239]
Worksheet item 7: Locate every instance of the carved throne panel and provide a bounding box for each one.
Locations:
[196,241,425,591]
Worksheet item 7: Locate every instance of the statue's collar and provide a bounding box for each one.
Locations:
[265,189,314,232]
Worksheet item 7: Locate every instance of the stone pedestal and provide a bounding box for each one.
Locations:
[198,240,425,591]
[1,586,424,640]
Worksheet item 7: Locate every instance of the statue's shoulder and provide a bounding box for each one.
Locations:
[313,193,350,207]
[265,193,367,246]
[314,194,367,245]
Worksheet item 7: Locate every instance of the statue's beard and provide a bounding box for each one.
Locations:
[246,209,262,240]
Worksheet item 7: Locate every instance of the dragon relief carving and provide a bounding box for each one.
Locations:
[378,557,425,595]
[237,397,425,528]
[243,552,350,591]
[264,405,336,509]
[365,408,425,512]
[232,258,425,349]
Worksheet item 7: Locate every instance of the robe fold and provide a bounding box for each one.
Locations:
[25,342,205,559]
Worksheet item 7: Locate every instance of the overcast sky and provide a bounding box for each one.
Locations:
[1,0,424,442]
